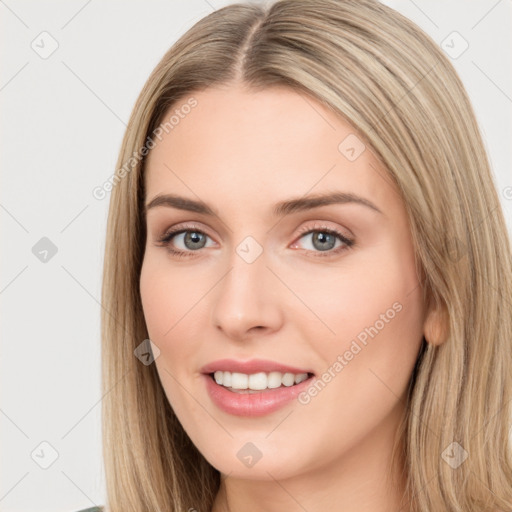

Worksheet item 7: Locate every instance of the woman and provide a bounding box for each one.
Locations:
[88,0,512,511]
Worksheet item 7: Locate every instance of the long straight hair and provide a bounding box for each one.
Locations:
[100,1,512,510]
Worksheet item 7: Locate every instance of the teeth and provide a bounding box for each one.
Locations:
[282,372,295,386]
[295,373,308,384]
[268,371,282,389]
[212,370,310,391]
[231,372,248,389]
[248,372,267,390]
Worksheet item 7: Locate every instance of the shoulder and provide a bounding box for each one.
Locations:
[74,507,103,512]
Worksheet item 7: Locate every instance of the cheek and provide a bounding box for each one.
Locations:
[140,260,172,340]
[294,239,423,381]
[290,255,423,452]
[139,254,210,378]
[139,253,204,339]
[286,254,419,343]
[139,257,202,410]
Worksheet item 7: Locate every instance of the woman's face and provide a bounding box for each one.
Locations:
[140,84,426,480]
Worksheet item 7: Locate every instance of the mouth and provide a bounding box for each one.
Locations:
[200,358,316,416]
[207,370,316,394]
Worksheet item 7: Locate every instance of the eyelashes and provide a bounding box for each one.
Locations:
[157,227,214,259]
[292,224,354,257]
[155,223,355,259]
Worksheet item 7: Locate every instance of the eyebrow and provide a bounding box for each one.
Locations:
[144,191,383,217]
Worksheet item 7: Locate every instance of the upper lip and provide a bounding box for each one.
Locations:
[200,358,314,375]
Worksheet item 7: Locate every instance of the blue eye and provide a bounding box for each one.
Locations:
[156,224,354,259]
[172,231,209,250]
[158,227,214,257]
[293,227,354,257]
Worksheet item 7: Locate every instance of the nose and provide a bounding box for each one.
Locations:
[211,248,284,341]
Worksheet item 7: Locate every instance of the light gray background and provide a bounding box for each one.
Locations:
[1,1,511,511]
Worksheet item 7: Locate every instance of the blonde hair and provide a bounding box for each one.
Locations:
[100,0,512,510]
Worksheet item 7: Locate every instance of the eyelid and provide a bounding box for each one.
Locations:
[156,222,214,243]
[293,221,353,242]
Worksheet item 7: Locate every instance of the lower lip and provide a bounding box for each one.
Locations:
[203,373,314,417]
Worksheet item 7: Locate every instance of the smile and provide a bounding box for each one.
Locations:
[200,358,316,416]
[212,370,311,391]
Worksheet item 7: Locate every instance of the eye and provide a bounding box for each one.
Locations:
[155,222,354,259]
[156,224,216,258]
[291,224,354,257]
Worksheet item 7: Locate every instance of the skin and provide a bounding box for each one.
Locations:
[140,83,436,512]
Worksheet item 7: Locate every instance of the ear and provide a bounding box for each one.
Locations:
[423,302,449,346]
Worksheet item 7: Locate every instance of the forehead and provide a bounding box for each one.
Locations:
[144,85,400,216]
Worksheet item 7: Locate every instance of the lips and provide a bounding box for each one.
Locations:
[200,358,314,375]
[200,358,316,417]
